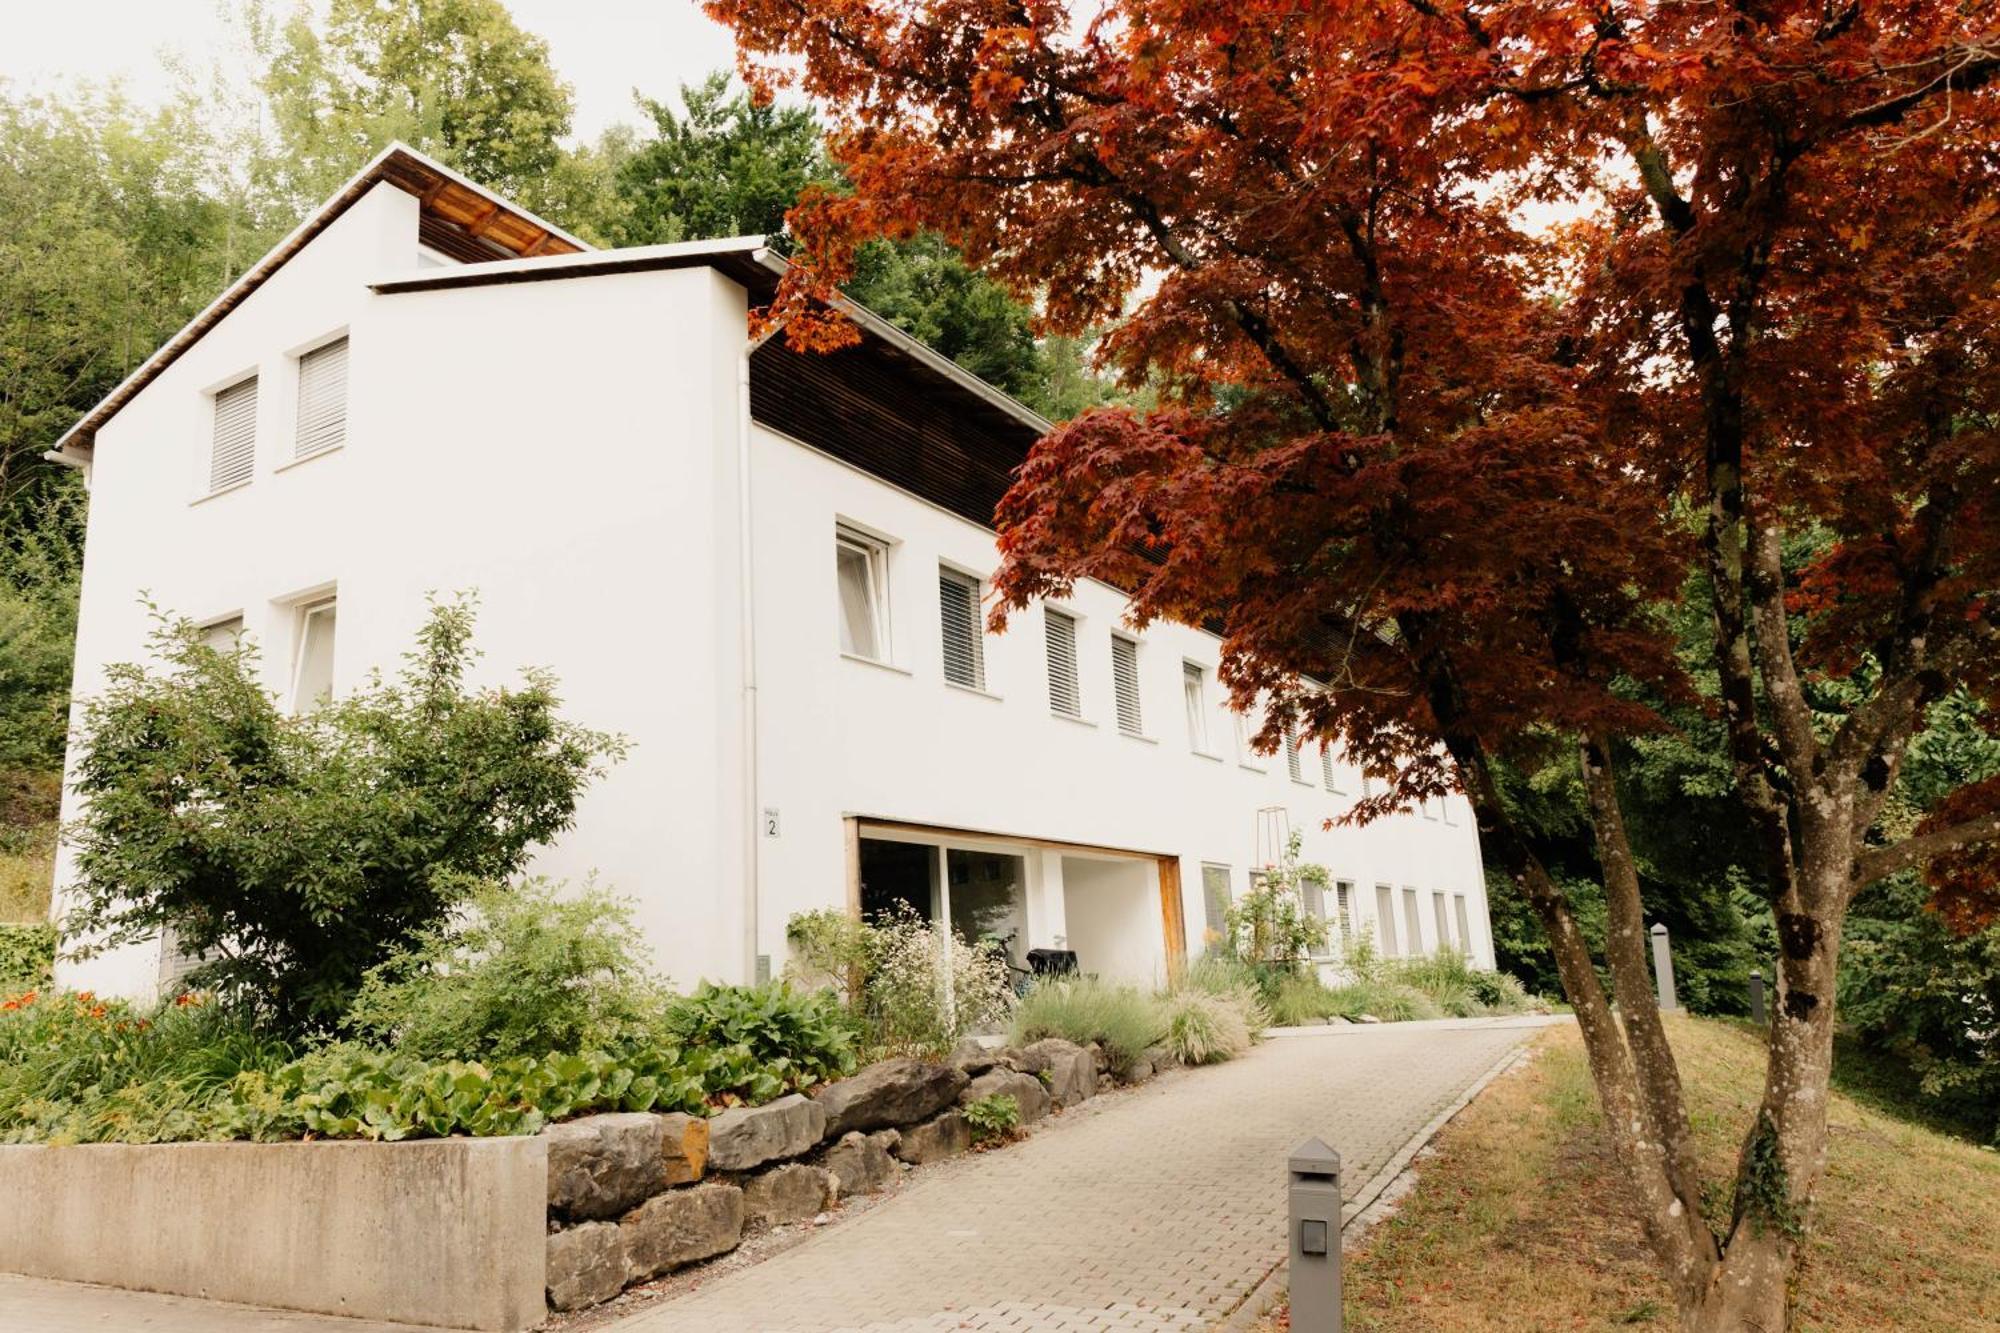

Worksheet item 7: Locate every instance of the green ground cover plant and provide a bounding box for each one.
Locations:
[961,1091,1020,1144]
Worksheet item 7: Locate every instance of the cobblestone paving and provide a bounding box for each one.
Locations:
[612,1018,1547,1333]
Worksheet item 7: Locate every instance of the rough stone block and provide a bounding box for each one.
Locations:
[892,1109,972,1165]
[822,1130,899,1197]
[814,1059,968,1138]
[621,1182,744,1281]
[947,1038,1004,1076]
[659,1112,709,1186]
[742,1163,834,1229]
[546,1222,626,1312]
[707,1094,826,1173]
[960,1068,1051,1125]
[1016,1038,1096,1107]
[544,1113,669,1222]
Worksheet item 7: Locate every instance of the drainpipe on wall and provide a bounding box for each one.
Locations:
[737,318,781,985]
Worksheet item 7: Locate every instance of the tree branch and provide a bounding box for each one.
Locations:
[1855,810,2000,886]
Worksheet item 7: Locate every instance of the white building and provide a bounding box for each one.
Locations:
[47,145,1494,1001]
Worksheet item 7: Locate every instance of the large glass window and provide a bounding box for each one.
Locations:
[836,526,889,660]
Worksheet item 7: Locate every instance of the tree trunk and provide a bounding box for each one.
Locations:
[1683,1231,1794,1333]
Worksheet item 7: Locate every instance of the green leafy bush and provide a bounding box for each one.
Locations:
[61,597,624,1032]
[784,908,871,1007]
[0,922,54,987]
[860,904,1014,1059]
[1162,989,1255,1065]
[1010,977,1164,1076]
[663,981,859,1096]
[961,1091,1020,1144]
[1221,833,1330,968]
[347,879,666,1060]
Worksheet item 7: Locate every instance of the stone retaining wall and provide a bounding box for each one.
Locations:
[541,1037,1137,1315]
[0,1135,548,1331]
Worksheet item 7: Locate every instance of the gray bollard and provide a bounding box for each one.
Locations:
[1650,923,1679,1012]
[1288,1137,1343,1332]
[1748,969,1767,1025]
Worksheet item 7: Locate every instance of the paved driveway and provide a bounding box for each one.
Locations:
[608,1017,1551,1333]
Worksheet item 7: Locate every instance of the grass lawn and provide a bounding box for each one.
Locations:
[1267,1017,2000,1331]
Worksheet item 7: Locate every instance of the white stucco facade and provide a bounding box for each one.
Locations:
[51,150,1494,1001]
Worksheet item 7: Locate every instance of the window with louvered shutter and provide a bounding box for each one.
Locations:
[1183,662,1208,751]
[1454,895,1473,954]
[295,337,348,458]
[1045,608,1081,716]
[1111,635,1143,735]
[1434,892,1452,952]
[1375,883,1399,955]
[1335,880,1355,939]
[1285,726,1305,783]
[938,566,985,690]
[209,376,258,491]
[1403,886,1424,954]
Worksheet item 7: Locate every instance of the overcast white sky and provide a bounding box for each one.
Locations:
[0,0,743,142]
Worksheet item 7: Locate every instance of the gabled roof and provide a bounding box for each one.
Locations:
[51,143,587,460]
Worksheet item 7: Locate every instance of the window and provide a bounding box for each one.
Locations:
[1111,635,1143,735]
[938,566,986,689]
[1402,887,1424,956]
[1434,891,1452,952]
[1443,798,1459,827]
[1200,864,1232,942]
[1182,662,1209,751]
[1046,608,1082,717]
[836,526,889,660]
[1454,894,1474,955]
[1284,726,1305,783]
[1334,880,1355,942]
[1375,883,1399,955]
[1233,710,1265,769]
[209,375,258,492]
[1301,875,1327,931]
[295,336,348,459]
[1423,796,1441,820]
[1320,745,1345,794]
[291,597,337,713]
[198,616,243,654]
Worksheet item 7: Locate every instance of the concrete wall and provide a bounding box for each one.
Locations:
[0,1136,547,1330]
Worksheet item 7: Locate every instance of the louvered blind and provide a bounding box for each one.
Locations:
[1320,745,1341,793]
[1285,727,1304,782]
[1045,608,1081,716]
[1111,635,1143,735]
[1375,884,1399,954]
[295,336,348,458]
[939,567,985,689]
[209,376,258,491]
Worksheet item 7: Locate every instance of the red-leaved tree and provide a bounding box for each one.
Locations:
[704,0,2000,1325]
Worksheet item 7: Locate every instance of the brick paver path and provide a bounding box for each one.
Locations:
[611,1016,1549,1333]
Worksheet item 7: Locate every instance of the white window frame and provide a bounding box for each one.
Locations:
[289,595,338,714]
[1402,885,1425,957]
[836,524,893,663]
[937,563,988,692]
[1200,863,1233,944]
[1110,634,1145,737]
[1284,726,1309,785]
[1234,708,1266,771]
[1433,890,1452,953]
[1182,660,1212,754]
[1320,745,1346,794]
[1374,883,1399,956]
[1454,894,1474,956]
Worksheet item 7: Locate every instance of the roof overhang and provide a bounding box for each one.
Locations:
[50,142,587,462]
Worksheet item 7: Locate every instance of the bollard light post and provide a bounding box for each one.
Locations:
[1650,923,1680,1013]
[1748,969,1767,1026]
[1288,1137,1343,1332]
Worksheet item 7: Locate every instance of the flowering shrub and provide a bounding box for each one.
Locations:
[862,904,1014,1058]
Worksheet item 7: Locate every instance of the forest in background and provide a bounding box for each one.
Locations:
[1,0,1991,1142]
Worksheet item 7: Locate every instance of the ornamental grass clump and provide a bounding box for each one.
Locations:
[1161,989,1254,1066]
[1010,976,1164,1076]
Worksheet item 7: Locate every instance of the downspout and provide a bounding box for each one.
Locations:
[738,315,782,984]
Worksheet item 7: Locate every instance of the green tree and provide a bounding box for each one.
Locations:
[604,72,826,245]
[252,0,579,221]
[62,597,623,1031]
